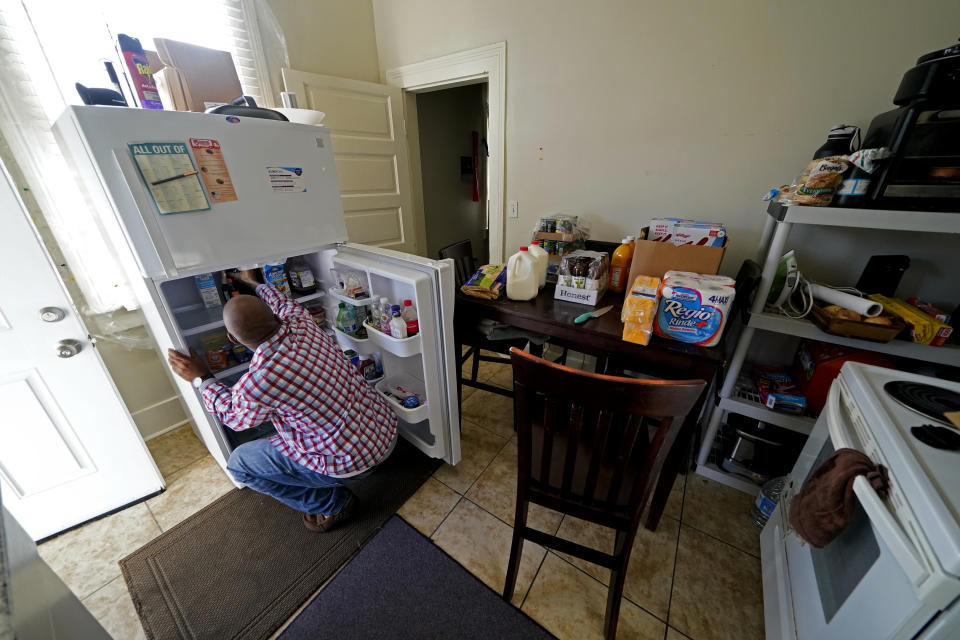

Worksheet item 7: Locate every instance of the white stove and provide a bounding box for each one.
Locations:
[762,362,960,640]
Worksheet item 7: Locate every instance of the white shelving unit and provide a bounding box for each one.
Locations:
[696,202,960,494]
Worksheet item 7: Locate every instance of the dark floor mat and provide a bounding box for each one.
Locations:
[121,439,441,640]
[278,516,556,639]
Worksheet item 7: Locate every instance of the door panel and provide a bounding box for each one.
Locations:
[338,243,460,465]
[282,70,417,254]
[0,371,93,497]
[0,163,162,540]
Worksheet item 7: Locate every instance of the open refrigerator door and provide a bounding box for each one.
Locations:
[150,242,461,470]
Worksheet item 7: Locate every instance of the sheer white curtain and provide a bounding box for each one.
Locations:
[0,0,286,314]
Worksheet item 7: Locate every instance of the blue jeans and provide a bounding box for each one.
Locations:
[226,439,373,515]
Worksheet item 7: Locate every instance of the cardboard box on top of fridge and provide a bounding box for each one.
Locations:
[154,39,243,113]
[623,227,726,305]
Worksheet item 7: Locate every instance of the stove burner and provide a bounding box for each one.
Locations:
[911,425,960,451]
[885,381,960,425]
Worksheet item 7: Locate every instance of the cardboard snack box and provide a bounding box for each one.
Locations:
[623,227,726,304]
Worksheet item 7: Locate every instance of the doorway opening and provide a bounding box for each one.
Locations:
[386,42,506,263]
[415,82,488,264]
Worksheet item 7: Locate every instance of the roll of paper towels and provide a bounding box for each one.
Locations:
[809,284,882,317]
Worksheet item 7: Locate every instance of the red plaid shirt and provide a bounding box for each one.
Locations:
[200,284,397,476]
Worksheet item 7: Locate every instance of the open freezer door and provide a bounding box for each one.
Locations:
[332,244,461,465]
[54,106,348,279]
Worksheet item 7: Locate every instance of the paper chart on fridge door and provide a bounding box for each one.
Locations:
[128,141,211,214]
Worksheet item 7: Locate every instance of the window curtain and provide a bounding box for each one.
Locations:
[0,0,287,315]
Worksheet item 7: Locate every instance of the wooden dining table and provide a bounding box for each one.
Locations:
[454,283,728,530]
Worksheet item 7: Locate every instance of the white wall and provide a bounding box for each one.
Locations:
[267,0,380,82]
[372,0,960,275]
[417,84,488,261]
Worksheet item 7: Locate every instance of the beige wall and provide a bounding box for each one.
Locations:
[267,0,380,83]
[417,84,488,261]
[372,0,960,274]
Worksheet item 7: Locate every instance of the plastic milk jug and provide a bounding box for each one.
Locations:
[527,241,548,288]
[506,247,538,301]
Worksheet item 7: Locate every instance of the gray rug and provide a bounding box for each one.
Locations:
[121,439,440,640]
[278,516,556,639]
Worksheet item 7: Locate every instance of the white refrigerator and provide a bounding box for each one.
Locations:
[54,106,461,475]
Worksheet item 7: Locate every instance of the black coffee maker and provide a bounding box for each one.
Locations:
[862,40,960,211]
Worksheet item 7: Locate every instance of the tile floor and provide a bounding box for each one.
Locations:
[38,351,764,640]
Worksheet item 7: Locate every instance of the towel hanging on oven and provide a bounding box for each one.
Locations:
[788,448,889,548]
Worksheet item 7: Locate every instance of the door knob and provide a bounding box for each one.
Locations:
[56,339,82,358]
[39,307,67,322]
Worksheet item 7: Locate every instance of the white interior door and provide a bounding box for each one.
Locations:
[282,70,418,254]
[0,164,162,541]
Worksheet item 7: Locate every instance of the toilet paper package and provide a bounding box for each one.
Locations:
[655,280,735,347]
[663,270,736,288]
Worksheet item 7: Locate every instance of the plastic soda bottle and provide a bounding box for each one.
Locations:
[402,299,419,336]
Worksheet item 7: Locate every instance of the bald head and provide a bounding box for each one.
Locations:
[223,295,280,348]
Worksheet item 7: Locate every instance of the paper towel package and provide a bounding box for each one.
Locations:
[654,280,735,347]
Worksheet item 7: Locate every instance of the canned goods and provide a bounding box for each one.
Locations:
[542,240,557,255]
[556,241,569,256]
[539,218,556,233]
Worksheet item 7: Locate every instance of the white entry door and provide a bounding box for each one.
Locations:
[0,164,163,541]
[282,69,417,254]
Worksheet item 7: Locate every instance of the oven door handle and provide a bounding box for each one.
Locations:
[825,385,928,586]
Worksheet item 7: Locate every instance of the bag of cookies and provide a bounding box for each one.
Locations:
[787,155,849,206]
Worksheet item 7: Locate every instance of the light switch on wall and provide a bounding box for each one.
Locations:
[508,200,519,218]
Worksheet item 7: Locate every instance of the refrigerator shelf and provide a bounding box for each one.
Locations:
[213,362,250,380]
[363,322,422,357]
[327,287,374,306]
[332,327,380,355]
[376,376,429,423]
[176,292,327,337]
[176,305,225,336]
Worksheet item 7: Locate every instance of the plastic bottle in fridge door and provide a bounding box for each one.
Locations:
[402,300,419,336]
[389,306,408,339]
[506,247,538,301]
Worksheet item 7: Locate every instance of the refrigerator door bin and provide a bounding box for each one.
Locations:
[327,287,375,306]
[376,375,429,423]
[332,328,379,355]
[363,322,422,357]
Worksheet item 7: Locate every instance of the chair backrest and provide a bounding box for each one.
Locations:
[438,239,477,288]
[509,348,705,529]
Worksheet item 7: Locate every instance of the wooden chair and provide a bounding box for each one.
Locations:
[503,348,705,639]
[439,240,530,402]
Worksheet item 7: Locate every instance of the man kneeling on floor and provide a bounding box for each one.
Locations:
[167,270,397,532]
